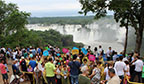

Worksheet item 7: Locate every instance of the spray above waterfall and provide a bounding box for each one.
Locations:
[27,17,125,53]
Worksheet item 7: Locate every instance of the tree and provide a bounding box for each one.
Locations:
[0,0,30,39]
[79,0,144,54]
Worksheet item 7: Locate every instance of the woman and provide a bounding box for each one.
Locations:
[27,65,33,84]
[90,65,101,84]
[61,65,70,84]
[56,65,62,84]
[78,65,91,84]
[34,64,42,84]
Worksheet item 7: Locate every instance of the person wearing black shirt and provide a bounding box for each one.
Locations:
[20,57,27,71]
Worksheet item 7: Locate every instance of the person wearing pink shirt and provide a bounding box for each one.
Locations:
[0,59,8,84]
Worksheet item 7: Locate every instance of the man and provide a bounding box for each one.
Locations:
[45,58,56,84]
[68,54,81,84]
[106,47,113,61]
[20,57,27,71]
[29,57,36,70]
[131,56,143,83]
[12,60,20,75]
[98,45,103,55]
[0,59,8,84]
[114,56,127,84]
[107,68,120,84]
[78,65,91,84]
[87,46,91,52]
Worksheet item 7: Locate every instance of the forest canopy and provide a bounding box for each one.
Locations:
[28,16,95,25]
[0,29,84,48]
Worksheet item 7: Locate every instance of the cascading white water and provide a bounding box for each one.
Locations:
[27,20,126,53]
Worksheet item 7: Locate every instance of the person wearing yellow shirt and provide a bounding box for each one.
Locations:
[45,58,56,84]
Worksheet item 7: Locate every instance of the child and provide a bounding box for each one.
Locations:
[0,60,8,84]
[27,65,33,84]
[61,65,70,84]
[27,65,33,72]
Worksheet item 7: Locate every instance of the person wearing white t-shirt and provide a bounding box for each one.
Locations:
[131,56,143,83]
[114,56,127,84]
[98,45,103,55]
[106,47,113,61]
[124,61,130,76]
[104,63,117,81]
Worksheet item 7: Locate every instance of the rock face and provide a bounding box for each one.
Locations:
[26,21,125,53]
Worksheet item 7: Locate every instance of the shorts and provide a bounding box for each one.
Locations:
[2,73,8,80]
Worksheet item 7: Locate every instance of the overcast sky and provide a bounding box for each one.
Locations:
[5,0,113,17]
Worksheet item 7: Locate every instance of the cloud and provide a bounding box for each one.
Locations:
[5,0,113,17]
[19,3,81,12]
[5,0,81,12]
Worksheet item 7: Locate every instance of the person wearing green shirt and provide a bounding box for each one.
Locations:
[78,65,91,84]
[45,58,56,84]
[24,51,28,58]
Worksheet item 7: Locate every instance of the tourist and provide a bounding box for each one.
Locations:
[113,52,118,62]
[114,56,127,84]
[81,58,88,67]
[27,65,33,84]
[101,68,120,84]
[94,47,98,60]
[97,61,105,80]
[124,61,130,84]
[0,50,9,72]
[98,45,103,55]
[104,62,117,81]
[131,56,143,82]
[61,65,70,84]
[87,46,91,52]
[34,63,42,84]
[0,59,8,84]
[68,54,81,84]
[29,57,36,70]
[12,60,20,75]
[90,64,101,84]
[56,65,62,84]
[45,57,56,84]
[78,65,91,84]
[20,57,27,71]
[106,47,113,61]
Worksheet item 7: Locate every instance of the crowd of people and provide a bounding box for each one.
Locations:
[0,45,144,84]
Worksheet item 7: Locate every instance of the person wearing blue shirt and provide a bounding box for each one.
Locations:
[37,48,41,54]
[68,54,81,84]
[12,60,20,75]
[29,57,36,70]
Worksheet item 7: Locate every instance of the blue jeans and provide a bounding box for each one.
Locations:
[70,75,78,84]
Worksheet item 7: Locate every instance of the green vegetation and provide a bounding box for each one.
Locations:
[0,1,83,48]
[0,0,30,40]
[0,28,83,48]
[0,29,83,48]
[79,0,144,54]
[28,16,94,25]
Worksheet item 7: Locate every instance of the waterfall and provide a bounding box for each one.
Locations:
[26,21,125,53]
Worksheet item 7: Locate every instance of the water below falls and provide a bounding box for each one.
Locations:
[27,23,125,53]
